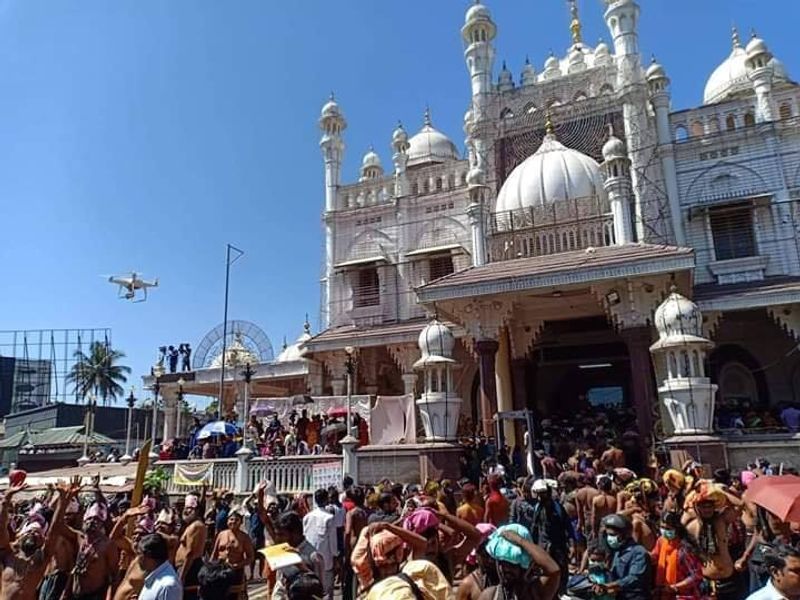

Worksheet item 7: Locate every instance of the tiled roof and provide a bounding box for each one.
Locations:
[417,243,694,302]
[694,276,800,311]
[0,426,115,450]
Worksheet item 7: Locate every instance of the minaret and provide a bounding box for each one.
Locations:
[462,1,497,122]
[604,0,650,241]
[745,33,776,123]
[391,121,410,197]
[601,126,634,245]
[462,2,496,267]
[319,94,346,328]
[646,57,685,245]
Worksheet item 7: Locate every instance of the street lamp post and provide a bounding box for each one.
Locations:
[236,363,255,457]
[121,387,136,464]
[150,363,165,460]
[78,392,96,467]
[342,346,357,443]
[176,378,185,441]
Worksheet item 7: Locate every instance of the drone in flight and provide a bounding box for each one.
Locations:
[108,272,159,302]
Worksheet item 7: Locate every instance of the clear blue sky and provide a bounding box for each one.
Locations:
[0,0,796,404]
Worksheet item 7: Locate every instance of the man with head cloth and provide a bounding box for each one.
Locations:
[175,494,207,600]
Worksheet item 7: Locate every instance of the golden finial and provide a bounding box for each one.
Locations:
[568,0,582,45]
[731,25,741,49]
[545,110,555,136]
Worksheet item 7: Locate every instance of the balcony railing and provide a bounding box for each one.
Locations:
[156,454,342,496]
[489,200,615,262]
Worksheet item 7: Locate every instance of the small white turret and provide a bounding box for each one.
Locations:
[601,126,633,245]
[498,61,514,91]
[568,46,586,73]
[520,56,536,86]
[414,318,462,441]
[745,31,776,122]
[650,288,717,436]
[359,147,383,182]
[543,52,561,80]
[392,121,410,196]
[594,40,611,67]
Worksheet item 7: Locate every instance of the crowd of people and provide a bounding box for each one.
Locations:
[2,426,800,600]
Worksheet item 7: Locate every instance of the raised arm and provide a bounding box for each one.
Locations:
[109,504,149,557]
[370,522,427,557]
[0,482,28,552]
[500,529,561,600]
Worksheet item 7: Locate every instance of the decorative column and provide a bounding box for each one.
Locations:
[619,326,657,442]
[475,339,499,437]
[414,319,462,441]
[650,288,717,435]
[495,327,514,446]
[601,127,634,245]
[745,35,776,123]
[161,388,178,443]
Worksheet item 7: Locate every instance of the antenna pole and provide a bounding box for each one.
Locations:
[218,244,244,415]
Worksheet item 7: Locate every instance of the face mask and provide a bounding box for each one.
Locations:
[588,560,605,570]
[606,534,622,549]
[661,528,677,540]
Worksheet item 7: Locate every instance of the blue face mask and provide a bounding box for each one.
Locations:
[661,528,677,540]
[606,533,622,549]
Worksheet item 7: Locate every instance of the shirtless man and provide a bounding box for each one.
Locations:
[175,494,207,600]
[590,476,617,540]
[211,510,255,595]
[69,502,120,600]
[574,478,599,547]
[39,490,82,600]
[0,479,76,600]
[619,488,657,551]
[154,509,181,564]
[109,505,152,600]
[599,441,625,473]
[685,497,742,600]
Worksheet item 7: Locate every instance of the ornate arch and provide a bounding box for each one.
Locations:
[413,217,468,250]
[685,161,768,201]
[345,228,395,261]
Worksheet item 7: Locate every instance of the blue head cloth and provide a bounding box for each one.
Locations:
[485,524,532,569]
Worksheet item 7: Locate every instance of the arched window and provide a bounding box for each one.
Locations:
[691,120,704,137]
[744,112,756,127]
[435,177,443,191]
[779,102,793,120]
[573,91,588,102]
[411,182,419,195]
[674,125,688,141]
[725,114,736,131]
[719,361,758,413]
[599,84,614,95]
[447,174,455,189]
[423,180,430,193]
[707,117,720,134]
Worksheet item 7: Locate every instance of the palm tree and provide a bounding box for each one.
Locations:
[68,341,132,405]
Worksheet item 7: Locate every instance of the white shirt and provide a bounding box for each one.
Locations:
[747,580,790,600]
[327,503,346,529]
[303,507,337,571]
[139,561,183,600]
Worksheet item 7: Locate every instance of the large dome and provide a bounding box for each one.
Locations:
[704,44,789,105]
[210,332,261,368]
[407,110,459,168]
[494,132,606,213]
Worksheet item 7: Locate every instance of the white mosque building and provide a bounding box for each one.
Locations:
[301,0,800,468]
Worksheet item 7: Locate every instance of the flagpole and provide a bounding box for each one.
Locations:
[218,244,244,417]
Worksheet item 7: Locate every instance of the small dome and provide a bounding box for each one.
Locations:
[361,147,381,169]
[521,58,536,86]
[602,133,627,162]
[276,322,312,363]
[703,34,788,104]
[465,2,491,24]
[651,289,710,348]
[594,41,611,66]
[646,59,667,81]
[407,109,460,168]
[414,319,456,369]
[543,53,561,80]
[392,122,409,148]
[568,46,586,73]
[745,35,769,59]
[494,129,606,214]
[210,332,261,369]
[320,94,341,119]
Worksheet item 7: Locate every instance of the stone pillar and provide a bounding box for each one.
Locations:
[620,326,657,441]
[476,339,499,437]
[401,373,417,396]
[511,358,529,444]
[341,437,358,483]
[495,328,515,446]
[162,389,177,442]
[331,378,345,396]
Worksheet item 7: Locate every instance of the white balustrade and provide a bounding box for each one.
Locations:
[158,455,340,496]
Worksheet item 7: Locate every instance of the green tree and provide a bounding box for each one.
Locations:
[68,341,132,405]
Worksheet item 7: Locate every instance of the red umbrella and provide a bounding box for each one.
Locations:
[744,475,800,523]
[326,406,347,418]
